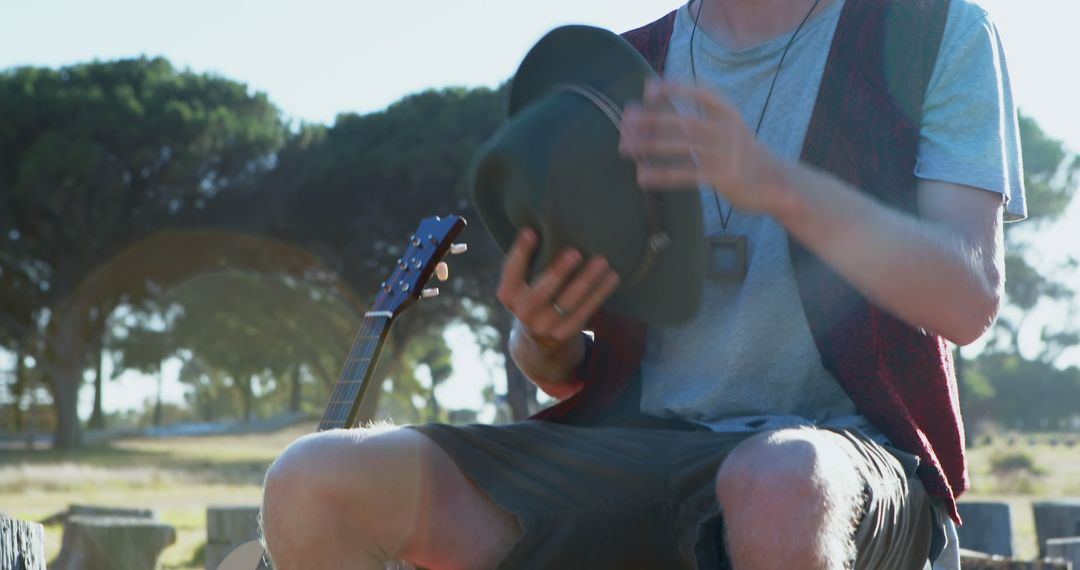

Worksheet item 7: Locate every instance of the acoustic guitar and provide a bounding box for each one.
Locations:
[218,215,467,570]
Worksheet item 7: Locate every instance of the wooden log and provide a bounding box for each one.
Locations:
[1046,537,1080,570]
[68,505,155,520]
[206,506,262,570]
[959,501,1015,557]
[1034,500,1080,557]
[0,517,46,570]
[41,504,155,527]
[51,516,176,570]
[959,549,1071,569]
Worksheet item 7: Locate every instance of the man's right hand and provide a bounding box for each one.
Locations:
[496,228,620,394]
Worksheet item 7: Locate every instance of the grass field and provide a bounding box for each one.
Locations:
[1,424,1076,567]
[0,424,309,569]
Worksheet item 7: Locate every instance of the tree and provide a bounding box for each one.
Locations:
[245,85,532,419]
[961,115,1080,431]
[0,58,287,447]
[993,115,1080,356]
[108,313,178,427]
[159,271,361,422]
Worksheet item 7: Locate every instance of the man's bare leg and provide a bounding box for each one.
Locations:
[716,428,864,570]
[261,427,521,570]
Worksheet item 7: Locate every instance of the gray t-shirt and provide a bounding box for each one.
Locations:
[638,4,1025,567]
[639,0,1026,426]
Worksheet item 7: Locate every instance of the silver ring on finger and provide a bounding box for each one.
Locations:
[552,302,567,316]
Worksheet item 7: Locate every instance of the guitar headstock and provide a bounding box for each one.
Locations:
[372,215,467,318]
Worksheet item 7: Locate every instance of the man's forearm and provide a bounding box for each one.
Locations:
[509,320,586,400]
[768,159,1003,346]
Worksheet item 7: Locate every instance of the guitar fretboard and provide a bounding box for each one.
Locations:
[318,314,392,431]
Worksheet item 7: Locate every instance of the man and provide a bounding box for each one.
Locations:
[261,0,1024,568]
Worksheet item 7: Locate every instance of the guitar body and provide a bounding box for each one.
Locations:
[217,215,466,570]
[217,541,270,569]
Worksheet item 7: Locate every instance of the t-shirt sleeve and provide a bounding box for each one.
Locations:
[915,0,1027,222]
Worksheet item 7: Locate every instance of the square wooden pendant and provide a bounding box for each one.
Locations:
[708,235,748,281]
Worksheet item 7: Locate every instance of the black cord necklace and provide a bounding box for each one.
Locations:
[688,0,824,279]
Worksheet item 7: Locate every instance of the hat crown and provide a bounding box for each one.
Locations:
[470,25,706,324]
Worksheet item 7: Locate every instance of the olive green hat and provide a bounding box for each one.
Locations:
[470,25,705,324]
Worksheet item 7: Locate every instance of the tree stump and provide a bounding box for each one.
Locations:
[41,504,156,527]
[0,517,46,570]
[1034,500,1080,557]
[1046,537,1080,570]
[959,501,1015,557]
[206,506,263,570]
[51,516,176,570]
[959,549,1071,569]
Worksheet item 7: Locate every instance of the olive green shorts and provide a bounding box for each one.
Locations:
[410,421,934,570]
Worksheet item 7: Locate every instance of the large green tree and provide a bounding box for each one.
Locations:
[239,86,527,420]
[0,57,287,447]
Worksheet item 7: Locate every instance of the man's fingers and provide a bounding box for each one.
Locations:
[553,256,612,314]
[623,109,718,147]
[553,270,621,340]
[621,136,699,166]
[644,79,735,121]
[496,228,538,305]
[622,105,690,146]
[520,248,583,318]
[637,164,705,190]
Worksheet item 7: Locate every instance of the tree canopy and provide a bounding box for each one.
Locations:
[1,56,1076,448]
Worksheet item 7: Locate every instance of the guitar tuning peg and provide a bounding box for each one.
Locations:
[421,287,440,299]
[449,243,468,255]
[435,261,449,282]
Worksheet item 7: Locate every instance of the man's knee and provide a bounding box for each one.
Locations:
[716,428,860,507]
[715,428,864,541]
[262,427,423,544]
[715,428,864,567]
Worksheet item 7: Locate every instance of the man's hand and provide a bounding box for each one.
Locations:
[618,79,790,214]
[619,80,1004,346]
[496,227,620,396]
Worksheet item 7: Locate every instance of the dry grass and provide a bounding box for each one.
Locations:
[965,435,1080,560]
[1,424,1075,567]
[0,422,315,569]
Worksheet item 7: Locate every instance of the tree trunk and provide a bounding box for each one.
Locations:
[88,333,106,429]
[498,311,536,421]
[153,371,164,427]
[49,299,90,450]
[12,347,26,433]
[45,292,110,449]
[504,362,533,421]
[428,384,441,422]
[51,369,83,450]
[289,364,302,414]
[241,376,254,422]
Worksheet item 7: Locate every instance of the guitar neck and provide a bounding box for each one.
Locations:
[318,312,394,431]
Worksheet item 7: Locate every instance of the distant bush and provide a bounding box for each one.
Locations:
[988,450,1047,494]
[990,451,1046,476]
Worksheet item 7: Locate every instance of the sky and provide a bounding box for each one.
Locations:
[2,0,1079,417]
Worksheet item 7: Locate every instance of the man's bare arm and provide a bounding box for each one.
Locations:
[771,165,1004,346]
[620,81,1006,346]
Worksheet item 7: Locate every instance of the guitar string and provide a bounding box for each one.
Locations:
[321,315,387,429]
[323,316,383,429]
[336,314,392,422]
[323,315,385,428]
[322,222,459,428]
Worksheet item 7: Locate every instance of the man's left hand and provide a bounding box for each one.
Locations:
[618,79,788,214]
